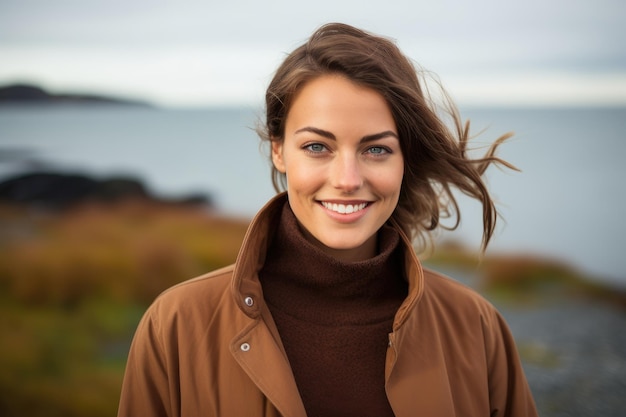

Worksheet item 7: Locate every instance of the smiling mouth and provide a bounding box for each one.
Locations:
[321,201,369,214]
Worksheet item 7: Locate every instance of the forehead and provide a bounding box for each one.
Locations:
[285,75,397,135]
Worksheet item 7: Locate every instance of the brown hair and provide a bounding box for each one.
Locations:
[257,22,516,251]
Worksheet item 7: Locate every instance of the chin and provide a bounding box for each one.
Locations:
[316,233,375,260]
[316,234,363,250]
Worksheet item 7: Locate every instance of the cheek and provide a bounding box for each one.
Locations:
[284,163,324,193]
[285,158,328,190]
[372,167,404,196]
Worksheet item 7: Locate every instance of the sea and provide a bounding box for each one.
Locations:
[1,104,625,288]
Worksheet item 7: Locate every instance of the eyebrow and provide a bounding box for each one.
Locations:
[294,126,398,142]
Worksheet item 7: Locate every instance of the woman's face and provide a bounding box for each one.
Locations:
[272,74,404,261]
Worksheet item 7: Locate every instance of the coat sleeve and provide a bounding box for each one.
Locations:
[117,305,178,417]
[482,308,538,417]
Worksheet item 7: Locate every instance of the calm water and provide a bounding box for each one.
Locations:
[1,105,625,286]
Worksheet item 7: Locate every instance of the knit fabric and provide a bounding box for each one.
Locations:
[259,202,407,417]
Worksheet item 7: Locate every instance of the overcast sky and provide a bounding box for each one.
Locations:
[1,0,625,107]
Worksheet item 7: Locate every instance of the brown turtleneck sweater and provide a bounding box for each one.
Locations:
[259,203,408,417]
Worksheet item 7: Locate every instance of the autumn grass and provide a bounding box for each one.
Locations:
[0,295,143,417]
[426,241,626,308]
[0,200,248,306]
[0,200,248,416]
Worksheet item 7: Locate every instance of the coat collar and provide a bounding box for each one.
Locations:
[230,192,425,330]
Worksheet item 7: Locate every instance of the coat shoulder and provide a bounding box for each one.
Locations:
[146,264,236,320]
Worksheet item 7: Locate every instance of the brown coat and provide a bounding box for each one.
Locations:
[118,193,537,417]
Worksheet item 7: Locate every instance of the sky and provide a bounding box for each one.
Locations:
[1,0,625,108]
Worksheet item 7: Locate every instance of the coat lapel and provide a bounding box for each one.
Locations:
[231,319,307,417]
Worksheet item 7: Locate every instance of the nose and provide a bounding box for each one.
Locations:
[330,154,363,193]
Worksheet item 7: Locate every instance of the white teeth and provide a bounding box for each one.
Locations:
[322,202,367,214]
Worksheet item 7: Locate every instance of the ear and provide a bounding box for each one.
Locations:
[271,140,286,173]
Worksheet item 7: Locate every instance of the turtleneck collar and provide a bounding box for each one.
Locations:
[259,201,407,326]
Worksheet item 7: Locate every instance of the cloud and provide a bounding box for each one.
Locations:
[445,72,626,107]
[1,0,625,106]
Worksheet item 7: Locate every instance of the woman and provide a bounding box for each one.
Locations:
[118,23,537,417]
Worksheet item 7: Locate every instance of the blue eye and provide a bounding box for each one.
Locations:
[305,143,326,153]
[367,146,388,155]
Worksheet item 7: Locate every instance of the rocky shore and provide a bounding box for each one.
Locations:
[434,265,626,417]
[500,299,626,417]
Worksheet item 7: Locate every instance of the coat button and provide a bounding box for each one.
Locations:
[244,296,254,307]
[240,343,251,352]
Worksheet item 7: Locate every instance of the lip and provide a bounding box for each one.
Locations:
[317,199,372,223]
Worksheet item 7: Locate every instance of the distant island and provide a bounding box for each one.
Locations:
[0,83,152,106]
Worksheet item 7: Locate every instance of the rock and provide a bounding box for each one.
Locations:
[0,171,211,209]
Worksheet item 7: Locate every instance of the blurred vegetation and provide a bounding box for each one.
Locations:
[0,200,247,416]
[0,201,247,306]
[427,240,626,308]
[1,201,623,416]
